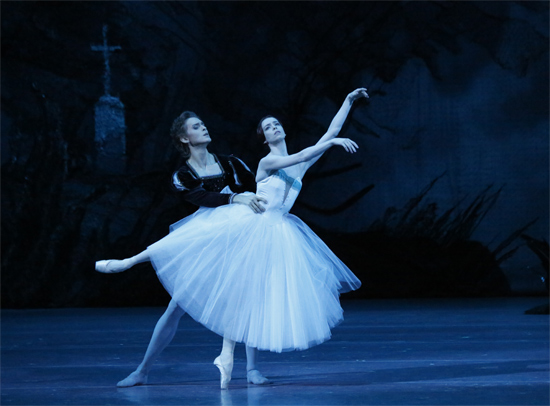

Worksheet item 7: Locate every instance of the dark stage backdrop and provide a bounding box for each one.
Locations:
[2,1,548,308]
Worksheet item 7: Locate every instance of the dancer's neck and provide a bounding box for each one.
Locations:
[188,146,211,169]
[269,140,288,157]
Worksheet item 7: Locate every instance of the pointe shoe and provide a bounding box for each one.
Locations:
[214,356,233,390]
[247,369,270,385]
[95,259,129,273]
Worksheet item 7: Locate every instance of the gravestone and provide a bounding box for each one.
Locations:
[91,25,126,174]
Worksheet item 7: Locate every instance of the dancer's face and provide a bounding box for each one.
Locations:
[261,117,286,144]
[181,117,211,147]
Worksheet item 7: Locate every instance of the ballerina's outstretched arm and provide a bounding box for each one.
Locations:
[304,87,368,170]
[256,137,359,182]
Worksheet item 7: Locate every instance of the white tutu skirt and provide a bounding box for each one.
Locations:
[147,204,361,353]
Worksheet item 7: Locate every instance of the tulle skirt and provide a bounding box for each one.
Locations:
[147,203,361,353]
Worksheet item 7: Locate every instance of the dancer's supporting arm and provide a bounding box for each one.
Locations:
[174,156,265,213]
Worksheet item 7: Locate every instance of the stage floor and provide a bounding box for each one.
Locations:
[2,297,549,405]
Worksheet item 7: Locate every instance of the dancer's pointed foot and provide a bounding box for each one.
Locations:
[214,355,233,390]
[247,369,270,385]
[117,370,148,387]
[95,259,131,274]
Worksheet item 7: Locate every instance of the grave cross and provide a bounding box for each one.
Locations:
[90,24,126,174]
[91,25,121,96]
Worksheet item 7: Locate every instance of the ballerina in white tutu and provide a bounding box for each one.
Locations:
[96,111,270,388]
[144,87,367,388]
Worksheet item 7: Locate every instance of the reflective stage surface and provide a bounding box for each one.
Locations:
[2,298,548,405]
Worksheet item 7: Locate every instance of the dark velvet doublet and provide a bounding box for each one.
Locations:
[172,154,256,208]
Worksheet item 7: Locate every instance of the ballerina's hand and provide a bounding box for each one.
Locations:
[233,194,268,213]
[333,138,359,153]
[347,87,369,102]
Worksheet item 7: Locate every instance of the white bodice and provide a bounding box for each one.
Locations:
[256,170,302,222]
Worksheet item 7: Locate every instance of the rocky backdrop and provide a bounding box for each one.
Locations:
[2,1,548,308]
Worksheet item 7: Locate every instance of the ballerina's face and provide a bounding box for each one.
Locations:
[181,117,211,147]
[261,117,286,144]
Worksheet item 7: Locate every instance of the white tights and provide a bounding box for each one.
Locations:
[113,251,267,387]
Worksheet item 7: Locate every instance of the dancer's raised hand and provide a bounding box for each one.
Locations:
[332,138,359,154]
[347,88,369,102]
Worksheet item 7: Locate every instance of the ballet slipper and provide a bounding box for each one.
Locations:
[117,370,148,387]
[95,259,130,273]
[247,369,270,385]
[214,356,233,390]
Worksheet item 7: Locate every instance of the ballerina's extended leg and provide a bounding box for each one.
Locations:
[245,346,270,384]
[214,338,235,389]
[95,251,150,273]
[117,300,185,387]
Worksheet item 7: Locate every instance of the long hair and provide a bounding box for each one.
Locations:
[170,111,200,159]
